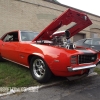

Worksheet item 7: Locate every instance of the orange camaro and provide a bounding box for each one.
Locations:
[0,9,99,83]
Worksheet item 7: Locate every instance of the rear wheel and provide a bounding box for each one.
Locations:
[30,57,52,83]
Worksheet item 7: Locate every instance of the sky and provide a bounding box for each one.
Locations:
[57,0,100,16]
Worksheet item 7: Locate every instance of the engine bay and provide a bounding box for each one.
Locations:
[36,30,76,49]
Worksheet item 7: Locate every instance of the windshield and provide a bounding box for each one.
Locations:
[21,31,39,41]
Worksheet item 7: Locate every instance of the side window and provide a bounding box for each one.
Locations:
[92,39,100,45]
[3,32,19,42]
[84,39,92,45]
[3,35,11,42]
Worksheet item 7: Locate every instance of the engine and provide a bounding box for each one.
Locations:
[36,30,75,49]
[51,35,67,47]
[51,35,75,49]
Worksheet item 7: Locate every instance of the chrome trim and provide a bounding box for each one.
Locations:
[68,64,96,71]
[3,57,29,68]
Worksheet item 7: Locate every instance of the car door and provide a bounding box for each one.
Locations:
[0,31,20,62]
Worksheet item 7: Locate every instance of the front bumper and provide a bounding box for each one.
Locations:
[68,64,96,71]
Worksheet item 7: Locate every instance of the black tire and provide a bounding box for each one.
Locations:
[30,57,52,83]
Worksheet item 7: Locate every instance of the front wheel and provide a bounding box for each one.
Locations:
[30,57,52,83]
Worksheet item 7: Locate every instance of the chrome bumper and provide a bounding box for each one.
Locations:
[68,64,96,71]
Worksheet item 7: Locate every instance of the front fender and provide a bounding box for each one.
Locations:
[32,52,44,59]
[30,44,71,71]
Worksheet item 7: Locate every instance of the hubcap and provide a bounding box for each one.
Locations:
[33,59,45,78]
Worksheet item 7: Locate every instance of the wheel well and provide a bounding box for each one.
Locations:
[28,55,41,67]
[28,54,54,76]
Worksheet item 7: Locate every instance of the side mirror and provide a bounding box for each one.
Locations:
[65,30,70,39]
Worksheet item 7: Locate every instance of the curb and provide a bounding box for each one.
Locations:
[0,72,98,97]
[39,81,63,89]
[0,81,62,97]
[88,72,98,77]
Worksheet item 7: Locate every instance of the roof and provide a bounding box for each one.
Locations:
[44,0,100,17]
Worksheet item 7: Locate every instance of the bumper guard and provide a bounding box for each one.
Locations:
[68,64,96,71]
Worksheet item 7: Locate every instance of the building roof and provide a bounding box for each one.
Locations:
[43,0,100,17]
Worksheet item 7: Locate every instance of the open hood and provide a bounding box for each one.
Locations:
[33,9,92,41]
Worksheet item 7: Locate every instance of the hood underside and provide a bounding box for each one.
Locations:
[33,9,92,41]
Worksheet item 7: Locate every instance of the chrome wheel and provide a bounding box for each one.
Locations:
[33,59,45,78]
[30,57,52,83]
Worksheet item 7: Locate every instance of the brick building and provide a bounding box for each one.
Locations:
[0,0,100,42]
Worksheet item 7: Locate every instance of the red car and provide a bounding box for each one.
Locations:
[0,9,99,83]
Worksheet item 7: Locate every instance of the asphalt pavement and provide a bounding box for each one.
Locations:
[0,65,100,100]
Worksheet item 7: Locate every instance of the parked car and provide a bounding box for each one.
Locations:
[74,38,100,60]
[74,38,100,51]
[0,9,99,83]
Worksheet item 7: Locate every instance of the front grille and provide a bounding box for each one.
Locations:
[78,54,97,64]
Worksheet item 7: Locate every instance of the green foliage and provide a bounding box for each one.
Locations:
[94,68,100,75]
[0,62,39,87]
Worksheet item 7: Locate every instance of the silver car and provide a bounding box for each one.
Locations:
[74,38,100,51]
